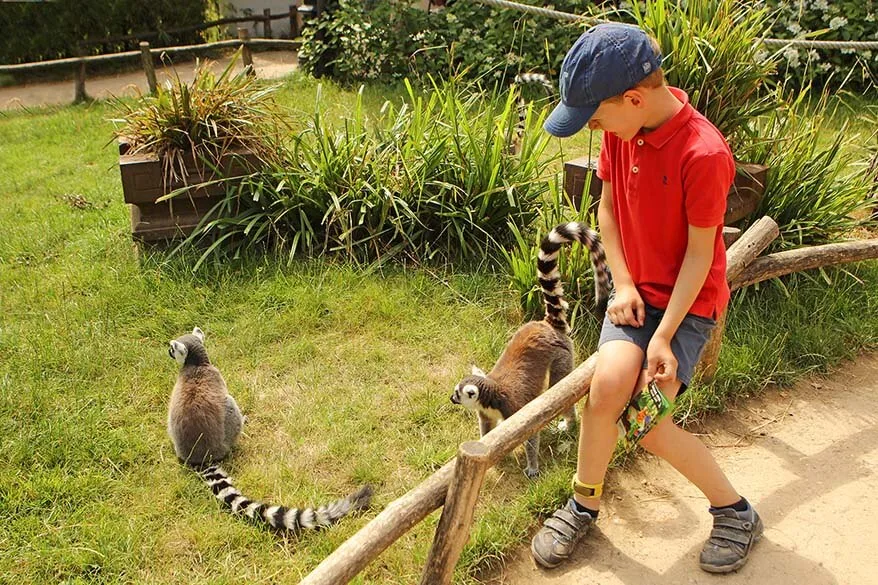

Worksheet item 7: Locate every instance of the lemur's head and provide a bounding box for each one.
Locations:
[450,366,489,411]
[168,327,208,366]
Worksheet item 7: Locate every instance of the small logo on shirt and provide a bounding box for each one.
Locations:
[662,175,669,185]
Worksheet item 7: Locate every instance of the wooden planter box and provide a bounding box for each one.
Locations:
[562,156,769,230]
[118,141,261,243]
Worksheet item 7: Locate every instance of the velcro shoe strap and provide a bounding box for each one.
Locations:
[543,511,585,540]
[710,526,754,547]
[713,516,753,531]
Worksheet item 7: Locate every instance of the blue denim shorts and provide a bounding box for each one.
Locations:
[597,301,717,389]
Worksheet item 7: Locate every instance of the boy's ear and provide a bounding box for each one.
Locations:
[471,365,487,377]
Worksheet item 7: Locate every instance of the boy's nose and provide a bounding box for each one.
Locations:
[588,120,601,131]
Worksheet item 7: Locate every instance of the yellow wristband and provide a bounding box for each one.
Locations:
[571,477,603,499]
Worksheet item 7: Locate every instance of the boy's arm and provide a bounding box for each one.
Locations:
[647,224,717,381]
[597,180,645,327]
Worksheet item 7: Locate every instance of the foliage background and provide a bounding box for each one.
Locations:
[0,0,209,64]
[300,0,877,92]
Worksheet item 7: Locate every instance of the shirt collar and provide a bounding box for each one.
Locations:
[639,87,694,149]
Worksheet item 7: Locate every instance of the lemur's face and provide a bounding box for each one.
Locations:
[168,327,205,365]
[451,375,484,411]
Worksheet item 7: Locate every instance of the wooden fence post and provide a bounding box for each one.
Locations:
[237,27,255,76]
[420,442,491,585]
[74,58,88,103]
[263,8,272,38]
[697,216,780,381]
[289,4,299,38]
[315,0,325,17]
[139,42,157,95]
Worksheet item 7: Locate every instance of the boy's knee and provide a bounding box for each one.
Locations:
[587,368,637,419]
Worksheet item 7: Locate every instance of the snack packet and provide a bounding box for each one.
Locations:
[617,380,674,447]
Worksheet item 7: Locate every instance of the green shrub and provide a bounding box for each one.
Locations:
[0,0,209,64]
[766,0,877,91]
[179,77,557,267]
[298,0,595,86]
[298,0,448,83]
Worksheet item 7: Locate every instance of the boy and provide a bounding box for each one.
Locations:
[530,23,762,573]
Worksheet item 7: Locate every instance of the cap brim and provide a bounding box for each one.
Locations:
[543,102,598,138]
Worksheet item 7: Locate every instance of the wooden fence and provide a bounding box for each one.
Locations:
[299,219,878,584]
[0,5,318,104]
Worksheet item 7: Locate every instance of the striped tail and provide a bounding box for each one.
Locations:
[538,222,612,331]
[511,73,555,155]
[200,466,373,532]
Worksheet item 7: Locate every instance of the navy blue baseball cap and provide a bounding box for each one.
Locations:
[544,23,663,137]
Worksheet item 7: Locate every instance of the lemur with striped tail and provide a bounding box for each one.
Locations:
[451,222,611,477]
[167,327,373,531]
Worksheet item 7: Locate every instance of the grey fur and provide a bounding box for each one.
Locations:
[167,327,372,532]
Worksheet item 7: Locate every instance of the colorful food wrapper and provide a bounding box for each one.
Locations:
[617,380,674,447]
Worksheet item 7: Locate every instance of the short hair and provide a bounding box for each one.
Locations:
[606,35,665,100]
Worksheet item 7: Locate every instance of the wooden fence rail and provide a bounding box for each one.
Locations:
[300,354,600,585]
[76,5,316,48]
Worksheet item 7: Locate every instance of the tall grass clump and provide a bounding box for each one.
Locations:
[737,87,878,246]
[626,0,779,149]
[183,77,557,266]
[110,52,287,185]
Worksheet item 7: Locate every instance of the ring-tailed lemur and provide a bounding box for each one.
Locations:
[450,222,611,477]
[167,327,373,531]
[510,72,555,155]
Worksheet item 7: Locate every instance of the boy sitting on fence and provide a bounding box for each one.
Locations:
[530,23,762,574]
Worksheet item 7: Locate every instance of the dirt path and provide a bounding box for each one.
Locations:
[491,353,878,585]
[0,50,298,111]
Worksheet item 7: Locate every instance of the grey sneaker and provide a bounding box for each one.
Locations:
[531,499,594,569]
[700,503,763,573]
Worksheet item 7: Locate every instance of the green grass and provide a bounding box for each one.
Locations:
[1,80,877,584]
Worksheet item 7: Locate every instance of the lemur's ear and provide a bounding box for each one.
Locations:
[192,327,205,342]
[471,365,487,377]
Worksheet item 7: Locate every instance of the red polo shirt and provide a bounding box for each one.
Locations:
[596,87,734,320]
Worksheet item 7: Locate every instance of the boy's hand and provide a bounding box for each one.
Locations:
[607,284,645,327]
[647,334,677,383]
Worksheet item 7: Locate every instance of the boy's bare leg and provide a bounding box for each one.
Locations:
[531,340,643,568]
[638,373,740,507]
[574,340,644,510]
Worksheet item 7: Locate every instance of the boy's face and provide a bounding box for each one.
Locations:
[586,91,648,141]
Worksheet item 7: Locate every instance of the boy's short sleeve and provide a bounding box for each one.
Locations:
[596,131,614,181]
[683,152,734,227]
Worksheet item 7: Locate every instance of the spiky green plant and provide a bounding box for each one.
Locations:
[180,76,558,267]
[110,51,286,186]
[736,87,878,247]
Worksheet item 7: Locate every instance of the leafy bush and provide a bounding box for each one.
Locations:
[299,0,448,84]
[110,53,286,185]
[766,0,877,91]
[298,0,593,86]
[0,0,209,64]
[179,78,556,267]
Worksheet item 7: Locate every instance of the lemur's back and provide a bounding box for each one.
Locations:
[489,321,572,411]
[168,363,230,466]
